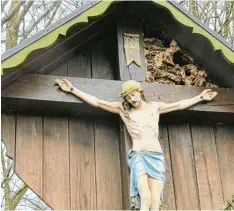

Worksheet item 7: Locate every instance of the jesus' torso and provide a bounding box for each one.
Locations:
[119,101,162,151]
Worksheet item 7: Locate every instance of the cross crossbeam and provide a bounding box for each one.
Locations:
[2,74,234,123]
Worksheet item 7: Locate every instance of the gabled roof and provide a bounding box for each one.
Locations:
[1,1,100,61]
[1,0,234,87]
[1,1,100,62]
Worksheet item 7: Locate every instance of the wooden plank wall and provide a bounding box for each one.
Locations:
[3,115,234,210]
[158,123,233,210]
[2,34,121,210]
[2,119,234,210]
[2,35,234,210]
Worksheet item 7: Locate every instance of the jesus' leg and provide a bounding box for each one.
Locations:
[137,174,151,211]
[148,177,164,210]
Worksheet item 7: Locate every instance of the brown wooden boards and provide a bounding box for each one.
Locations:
[1,114,16,159]
[118,120,131,209]
[116,4,146,81]
[94,118,122,209]
[69,117,96,210]
[168,123,199,209]
[159,124,176,210]
[91,38,122,209]
[50,63,68,76]
[215,124,234,203]
[91,38,115,80]
[43,117,70,209]
[68,47,91,78]
[191,124,224,209]
[68,46,97,210]
[15,115,43,195]
[43,51,71,209]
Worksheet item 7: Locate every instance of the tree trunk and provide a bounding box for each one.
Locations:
[6,0,20,49]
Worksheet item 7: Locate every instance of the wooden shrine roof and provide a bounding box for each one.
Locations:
[1,0,234,88]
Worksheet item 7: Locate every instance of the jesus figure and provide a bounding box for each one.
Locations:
[55,79,217,211]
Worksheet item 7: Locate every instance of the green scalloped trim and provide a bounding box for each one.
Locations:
[153,0,234,64]
[2,0,234,75]
[1,0,114,74]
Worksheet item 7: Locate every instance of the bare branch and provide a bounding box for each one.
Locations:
[24,1,59,39]
[1,164,12,187]
[219,1,234,36]
[22,196,48,210]
[1,143,11,210]
[1,1,25,26]
[1,0,9,13]
[45,0,61,28]
[1,144,6,173]
[10,183,28,210]
[17,0,34,27]
[179,1,185,6]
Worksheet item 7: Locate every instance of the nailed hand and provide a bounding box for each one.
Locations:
[55,79,73,92]
[199,89,218,101]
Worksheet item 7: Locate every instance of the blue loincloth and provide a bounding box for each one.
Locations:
[127,149,166,210]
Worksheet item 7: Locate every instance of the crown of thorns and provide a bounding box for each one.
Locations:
[120,80,142,97]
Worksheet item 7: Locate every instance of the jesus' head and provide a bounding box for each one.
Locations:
[120,80,147,116]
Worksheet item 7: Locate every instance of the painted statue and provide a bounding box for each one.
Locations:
[55,79,218,210]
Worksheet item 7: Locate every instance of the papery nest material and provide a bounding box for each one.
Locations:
[144,37,217,87]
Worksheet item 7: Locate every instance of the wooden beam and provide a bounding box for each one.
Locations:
[118,119,132,209]
[115,4,150,208]
[2,74,234,123]
[116,3,146,81]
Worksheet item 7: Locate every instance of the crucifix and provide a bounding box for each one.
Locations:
[2,7,233,211]
[2,59,232,210]
[53,11,218,209]
[55,78,217,210]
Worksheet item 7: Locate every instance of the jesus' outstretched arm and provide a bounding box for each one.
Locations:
[55,79,121,114]
[155,89,218,114]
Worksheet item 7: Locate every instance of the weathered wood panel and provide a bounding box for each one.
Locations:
[43,117,70,210]
[159,124,176,210]
[68,46,97,210]
[43,53,71,209]
[116,5,146,81]
[1,114,16,159]
[15,115,43,195]
[2,111,234,210]
[92,38,122,209]
[119,120,131,210]
[50,63,68,76]
[191,124,224,209]
[69,117,97,210]
[215,124,234,202]
[168,123,200,209]
[91,38,115,80]
[94,118,122,209]
[68,47,91,78]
